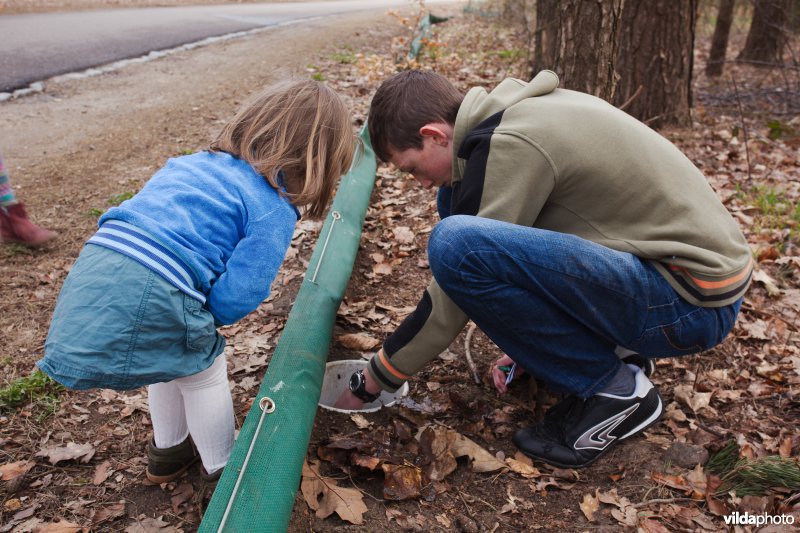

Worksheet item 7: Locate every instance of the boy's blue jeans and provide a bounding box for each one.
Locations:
[427,215,742,398]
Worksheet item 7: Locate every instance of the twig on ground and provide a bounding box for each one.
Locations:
[695,422,727,439]
[632,497,696,509]
[464,322,482,385]
[730,74,753,182]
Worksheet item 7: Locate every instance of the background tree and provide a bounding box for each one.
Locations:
[530,0,623,101]
[737,0,791,64]
[529,0,697,127]
[706,0,737,76]
[613,0,698,127]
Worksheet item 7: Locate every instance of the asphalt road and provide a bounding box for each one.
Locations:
[0,0,449,92]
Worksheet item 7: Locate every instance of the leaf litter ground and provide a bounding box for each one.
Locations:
[1,4,799,532]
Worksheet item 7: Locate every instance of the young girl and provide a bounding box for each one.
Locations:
[38,79,355,485]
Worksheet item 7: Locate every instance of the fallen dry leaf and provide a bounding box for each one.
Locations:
[392,226,415,244]
[638,518,672,533]
[37,520,82,533]
[125,515,178,532]
[170,482,194,515]
[91,501,126,526]
[4,498,21,511]
[448,430,506,473]
[382,463,423,500]
[372,262,393,276]
[779,437,793,458]
[531,476,575,492]
[386,508,427,529]
[349,413,371,429]
[301,460,367,524]
[351,453,381,471]
[337,332,381,351]
[673,385,714,415]
[0,460,36,480]
[92,460,113,485]
[752,268,781,297]
[505,457,541,478]
[580,490,600,521]
[418,426,457,481]
[651,464,707,499]
[35,442,95,465]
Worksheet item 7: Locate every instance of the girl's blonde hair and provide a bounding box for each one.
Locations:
[211,79,354,219]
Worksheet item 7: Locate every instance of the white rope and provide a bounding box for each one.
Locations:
[218,396,275,532]
[310,210,342,284]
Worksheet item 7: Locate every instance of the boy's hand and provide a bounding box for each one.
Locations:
[491,354,524,395]
[334,389,366,410]
[333,353,382,409]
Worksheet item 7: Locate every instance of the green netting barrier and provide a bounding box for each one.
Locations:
[408,12,450,60]
[199,125,377,532]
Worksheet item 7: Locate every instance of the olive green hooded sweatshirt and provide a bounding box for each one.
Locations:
[369,71,752,392]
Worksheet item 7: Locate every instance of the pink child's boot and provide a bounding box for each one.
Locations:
[0,203,57,247]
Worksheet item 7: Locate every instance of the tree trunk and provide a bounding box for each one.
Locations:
[706,0,736,76]
[613,0,698,127]
[531,0,558,77]
[737,0,790,64]
[531,0,623,101]
[530,0,696,128]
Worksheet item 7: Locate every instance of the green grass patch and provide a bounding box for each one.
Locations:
[108,191,134,206]
[737,184,800,241]
[89,190,136,217]
[494,48,525,60]
[329,51,356,64]
[0,370,64,417]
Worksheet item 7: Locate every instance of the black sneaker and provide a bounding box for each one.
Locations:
[512,368,663,468]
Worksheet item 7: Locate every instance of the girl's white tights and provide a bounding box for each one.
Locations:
[147,354,234,475]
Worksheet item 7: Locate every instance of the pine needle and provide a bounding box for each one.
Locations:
[707,441,800,497]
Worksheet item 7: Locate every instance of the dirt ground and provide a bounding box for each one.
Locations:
[1,1,799,532]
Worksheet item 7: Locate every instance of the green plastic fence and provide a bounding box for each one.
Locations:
[408,13,450,60]
[199,126,377,532]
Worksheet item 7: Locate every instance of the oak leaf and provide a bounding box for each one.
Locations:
[449,430,506,473]
[301,459,367,524]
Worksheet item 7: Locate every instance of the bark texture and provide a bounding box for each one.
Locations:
[614,0,697,127]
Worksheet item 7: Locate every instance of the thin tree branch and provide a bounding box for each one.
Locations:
[464,322,482,385]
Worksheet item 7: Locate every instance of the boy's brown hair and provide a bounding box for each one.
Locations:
[368,70,463,162]
[212,79,354,219]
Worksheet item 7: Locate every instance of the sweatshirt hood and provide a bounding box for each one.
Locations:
[453,70,560,155]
